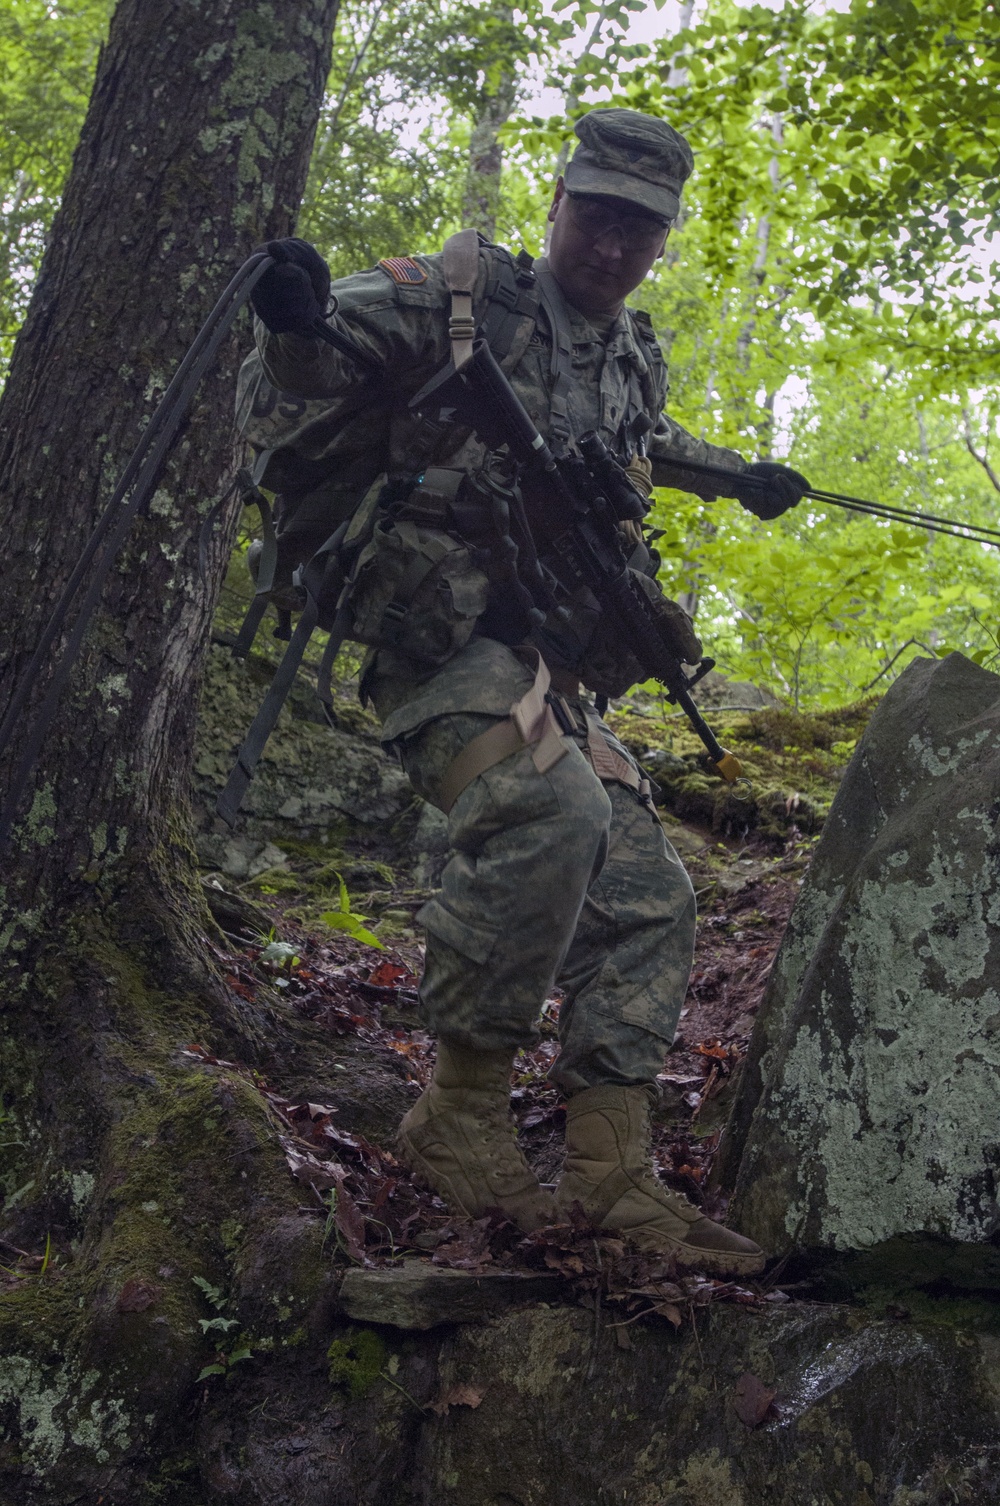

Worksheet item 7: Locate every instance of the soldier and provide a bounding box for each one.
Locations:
[240,109,807,1276]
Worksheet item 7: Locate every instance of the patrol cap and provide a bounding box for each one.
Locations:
[564,108,694,222]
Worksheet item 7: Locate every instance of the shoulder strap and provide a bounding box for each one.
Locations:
[478,247,538,371]
[442,228,480,370]
[530,257,576,455]
[442,231,540,374]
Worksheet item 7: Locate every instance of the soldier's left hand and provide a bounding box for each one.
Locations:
[734,461,810,520]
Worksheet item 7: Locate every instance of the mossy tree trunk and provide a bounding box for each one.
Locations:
[0,0,340,1497]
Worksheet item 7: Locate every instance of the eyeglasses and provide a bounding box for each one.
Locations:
[564,192,672,252]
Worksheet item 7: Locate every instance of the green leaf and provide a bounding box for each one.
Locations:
[259,941,298,965]
[319,911,385,950]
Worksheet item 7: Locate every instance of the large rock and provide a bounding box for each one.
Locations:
[719,653,1000,1258]
[198,1299,1000,1505]
[192,641,413,871]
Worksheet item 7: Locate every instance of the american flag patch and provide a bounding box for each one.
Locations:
[379,255,427,285]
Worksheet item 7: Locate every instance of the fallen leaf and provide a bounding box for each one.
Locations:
[117,1277,162,1313]
[694,1038,730,1061]
[432,1221,493,1271]
[282,1143,343,1193]
[427,1383,485,1416]
[223,973,257,1001]
[733,1371,778,1428]
[367,961,413,988]
[544,1247,584,1276]
[330,1174,368,1264]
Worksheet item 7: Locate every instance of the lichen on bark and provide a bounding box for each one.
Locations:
[0,0,343,1494]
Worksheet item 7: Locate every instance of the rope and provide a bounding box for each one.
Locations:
[0,255,376,845]
[4,248,990,842]
[662,456,1000,548]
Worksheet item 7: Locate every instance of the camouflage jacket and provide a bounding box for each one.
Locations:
[237,241,748,720]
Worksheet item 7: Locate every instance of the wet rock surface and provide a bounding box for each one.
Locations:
[721,653,1000,1260]
[339,1264,562,1329]
[197,1299,1000,1505]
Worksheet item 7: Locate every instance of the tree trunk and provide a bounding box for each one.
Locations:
[460,6,518,240]
[0,0,340,1496]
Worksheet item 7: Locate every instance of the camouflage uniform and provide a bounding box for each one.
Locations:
[239,155,746,1095]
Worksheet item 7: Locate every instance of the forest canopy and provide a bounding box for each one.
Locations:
[3,0,999,707]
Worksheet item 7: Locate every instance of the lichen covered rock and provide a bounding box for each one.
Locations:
[193,642,412,873]
[193,1299,1000,1505]
[721,653,1000,1258]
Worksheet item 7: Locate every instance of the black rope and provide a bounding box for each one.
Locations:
[661,455,1000,548]
[0,256,377,845]
[0,254,270,768]
[805,493,1000,548]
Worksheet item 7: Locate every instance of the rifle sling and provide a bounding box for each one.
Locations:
[216,592,319,827]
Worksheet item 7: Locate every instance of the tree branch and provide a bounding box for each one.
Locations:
[860,639,939,694]
[962,407,1000,496]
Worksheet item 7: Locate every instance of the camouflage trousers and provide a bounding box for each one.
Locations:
[390,675,696,1097]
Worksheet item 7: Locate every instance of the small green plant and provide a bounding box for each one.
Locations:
[319,872,383,950]
[192,1275,253,1381]
[249,928,303,989]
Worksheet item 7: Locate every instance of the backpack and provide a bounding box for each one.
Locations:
[216,232,539,826]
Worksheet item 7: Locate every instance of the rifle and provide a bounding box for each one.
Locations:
[410,338,743,784]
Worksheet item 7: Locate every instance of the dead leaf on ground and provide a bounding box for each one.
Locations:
[367,961,415,988]
[427,1383,485,1416]
[432,1220,494,1271]
[732,1371,778,1428]
[543,1246,585,1276]
[330,1173,368,1264]
[282,1141,343,1194]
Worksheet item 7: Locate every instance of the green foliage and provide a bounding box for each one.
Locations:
[618,0,1000,385]
[191,1275,254,1382]
[0,0,112,372]
[327,1326,387,1400]
[300,0,572,269]
[318,871,384,950]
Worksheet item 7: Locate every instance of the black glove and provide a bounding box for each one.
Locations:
[734,460,810,520]
[249,238,331,335]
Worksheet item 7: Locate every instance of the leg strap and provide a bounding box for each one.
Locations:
[581,704,655,808]
[436,649,568,815]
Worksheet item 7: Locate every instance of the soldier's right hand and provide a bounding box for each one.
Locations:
[249,238,332,335]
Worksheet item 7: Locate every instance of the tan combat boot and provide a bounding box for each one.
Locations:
[557,1084,765,1277]
[398,1040,557,1232]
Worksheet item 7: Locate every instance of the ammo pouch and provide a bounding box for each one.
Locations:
[346,517,489,668]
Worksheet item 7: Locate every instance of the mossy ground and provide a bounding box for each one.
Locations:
[607,692,877,842]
